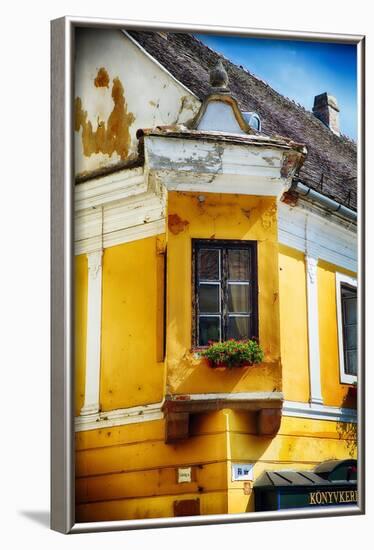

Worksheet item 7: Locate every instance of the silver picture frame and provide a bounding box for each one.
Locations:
[51,15,365,534]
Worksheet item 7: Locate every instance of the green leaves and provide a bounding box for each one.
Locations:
[200,338,264,368]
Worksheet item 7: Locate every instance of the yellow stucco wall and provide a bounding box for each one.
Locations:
[74,195,357,523]
[318,259,357,408]
[75,410,356,521]
[166,191,281,396]
[278,245,310,403]
[100,236,165,411]
[75,254,88,416]
[226,411,357,514]
[75,232,358,413]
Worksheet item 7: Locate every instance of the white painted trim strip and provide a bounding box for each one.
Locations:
[75,401,164,432]
[75,397,357,432]
[305,255,323,405]
[283,400,357,423]
[80,250,103,417]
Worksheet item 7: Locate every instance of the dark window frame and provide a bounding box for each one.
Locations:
[192,239,258,348]
[336,272,358,385]
[340,282,357,377]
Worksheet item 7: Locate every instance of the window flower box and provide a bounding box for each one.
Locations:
[200,338,264,369]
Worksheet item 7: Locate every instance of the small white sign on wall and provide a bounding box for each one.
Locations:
[178,467,192,483]
[232,463,254,482]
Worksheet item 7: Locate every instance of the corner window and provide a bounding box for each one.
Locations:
[336,272,357,384]
[193,240,258,347]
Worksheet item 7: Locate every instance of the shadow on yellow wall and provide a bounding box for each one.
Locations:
[336,390,357,458]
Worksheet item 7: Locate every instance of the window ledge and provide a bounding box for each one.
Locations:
[162,391,283,443]
[340,374,357,385]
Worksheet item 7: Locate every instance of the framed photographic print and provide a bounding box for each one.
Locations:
[51,16,365,533]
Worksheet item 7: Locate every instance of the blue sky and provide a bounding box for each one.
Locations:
[196,34,357,140]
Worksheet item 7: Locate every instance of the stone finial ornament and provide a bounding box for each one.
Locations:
[209,60,229,90]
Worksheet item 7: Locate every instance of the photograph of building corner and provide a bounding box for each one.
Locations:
[74,28,358,522]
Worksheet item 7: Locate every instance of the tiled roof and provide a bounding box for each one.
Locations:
[129,31,357,210]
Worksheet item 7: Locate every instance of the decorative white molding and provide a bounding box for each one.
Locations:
[305,254,323,406]
[75,401,164,432]
[80,249,103,417]
[144,135,294,199]
[75,167,146,212]
[75,190,165,256]
[169,391,284,402]
[306,255,317,284]
[336,272,358,385]
[278,203,357,273]
[283,400,357,424]
[73,151,356,273]
[75,392,283,433]
[75,397,357,432]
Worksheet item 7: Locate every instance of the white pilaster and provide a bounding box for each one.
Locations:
[80,249,103,417]
[305,254,323,405]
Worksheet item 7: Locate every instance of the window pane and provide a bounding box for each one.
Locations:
[343,296,357,325]
[228,284,250,313]
[228,249,250,281]
[345,350,357,375]
[199,284,220,313]
[199,317,220,346]
[198,249,220,280]
[227,316,249,340]
[344,325,357,351]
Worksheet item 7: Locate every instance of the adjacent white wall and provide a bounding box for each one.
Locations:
[75,28,200,176]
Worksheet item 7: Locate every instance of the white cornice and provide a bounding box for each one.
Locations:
[75,401,164,432]
[144,135,294,199]
[75,167,146,212]
[75,398,357,432]
[278,202,357,272]
[73,166,357,273]
[283,400,357,423]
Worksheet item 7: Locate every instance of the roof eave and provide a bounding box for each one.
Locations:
[291,180,357,223]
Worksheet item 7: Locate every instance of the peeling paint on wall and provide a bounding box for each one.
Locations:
[174,95,198,124]
[168,214,189,235]
[75,71,135,161]
[74,29,202,176]
[261,203,278,230]
[94,67,110,88]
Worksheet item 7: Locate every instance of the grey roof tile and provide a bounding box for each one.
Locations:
[129,31,357,210]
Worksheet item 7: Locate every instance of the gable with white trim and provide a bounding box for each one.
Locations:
[75,28,200,177]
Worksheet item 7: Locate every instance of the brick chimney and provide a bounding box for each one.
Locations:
[312,93,340,136]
